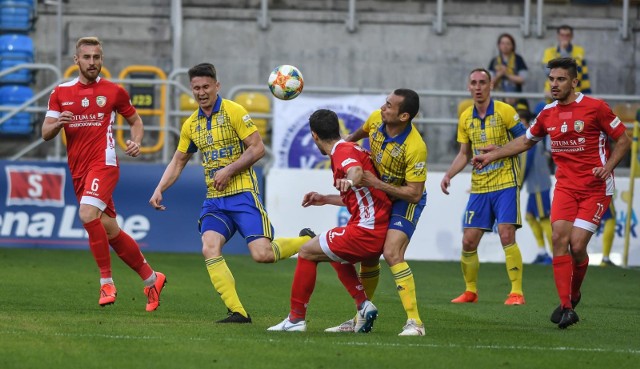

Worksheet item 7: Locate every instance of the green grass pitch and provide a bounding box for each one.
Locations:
[1,248,638,369]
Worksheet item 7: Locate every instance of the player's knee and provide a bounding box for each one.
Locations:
[249,242,275,263]
[78,206,100,224]
[383,249,403,265]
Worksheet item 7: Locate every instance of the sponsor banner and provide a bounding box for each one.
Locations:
[271,94,385,168]
[266,168,640,266]
[0,160,261,254]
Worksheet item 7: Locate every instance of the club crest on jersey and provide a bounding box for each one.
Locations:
[390,146,402,158]
[96,96,107,107]
[217,115,224,124]
[81,97,89,108]
[574,120,584,133]
[489,117,496,126]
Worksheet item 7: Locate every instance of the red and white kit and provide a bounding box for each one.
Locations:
[319,140,391,263]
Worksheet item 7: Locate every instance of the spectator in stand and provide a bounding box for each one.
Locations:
[488,33,528,107]
[542,25,591,101]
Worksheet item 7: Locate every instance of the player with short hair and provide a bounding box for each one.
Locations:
[41,36,166,311]
[149,62,310,323]
[268,109,391,333]
[326,88,428,336]
[441,68,526,306]
[472,57,631,328]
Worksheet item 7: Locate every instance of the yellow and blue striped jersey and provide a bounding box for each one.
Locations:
[362,110,427,186]
[178,96,260,198]
[458,99,522,193]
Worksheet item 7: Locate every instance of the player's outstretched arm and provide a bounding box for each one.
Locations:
[149,150,192,210]
[345,127,368,142]
[472,135,535,170]
[361,171,423,203]
[302,192,344,207]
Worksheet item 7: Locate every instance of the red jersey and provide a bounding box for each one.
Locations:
[46,77,137,178]
[330,140,391,230]
[527,94,626,194]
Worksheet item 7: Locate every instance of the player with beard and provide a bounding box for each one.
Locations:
[42,36,166,311]
[472,58,631,328]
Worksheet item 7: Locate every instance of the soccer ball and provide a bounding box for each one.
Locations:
[268,65,304,100]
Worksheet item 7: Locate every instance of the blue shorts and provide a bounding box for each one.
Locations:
[464,187,521,231]
[526,189,551,219]
[198,192,274,243]
[388,192,426,239]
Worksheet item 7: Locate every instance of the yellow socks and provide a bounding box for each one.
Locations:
[359,263,381,301]
[503,243,524,295]
[205,256,248,318]
[390,262,422,324]
[540,218,553,253]
[526,213,546,253]
[461,250,479,293]
[270,234,310,261]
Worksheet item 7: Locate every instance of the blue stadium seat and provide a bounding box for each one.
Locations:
[0,0,35,32]
[0,34,34,84]
[0,85,34,135]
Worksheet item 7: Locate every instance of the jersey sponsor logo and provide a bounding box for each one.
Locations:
[414,162,425,169]
[341,158,357,167]
[96,96,106,107]
[550,138,586,153]
[5,166,66,207]
[574,120,584,133]
[610,117,621,129]
[62,101,74,106]
[81,97,89,108]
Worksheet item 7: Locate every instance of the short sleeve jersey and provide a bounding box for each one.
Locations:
[527,94,626,194]
[458,99,522,193]
[178,96,259,198]
[331,140,391,230]
[45,77,137,178]
[362,110,427,187]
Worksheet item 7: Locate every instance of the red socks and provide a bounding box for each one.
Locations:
[330,262,367,308]
[83,218,111,279]
[553,254,573,309]
[289,257,317,321]
[109,231,154,280]
[571,256,589,301]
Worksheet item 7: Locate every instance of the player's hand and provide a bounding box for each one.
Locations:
[592,166,611,180]
[302,191,326,207]
[125,140,141,157]
[335,178,354,193]
[440,175,451,195]
[57,111,73,128]
[149,190,166,211]
[359,171,379,188]
[212,167,232,191]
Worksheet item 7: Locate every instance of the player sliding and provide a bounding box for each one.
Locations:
[268,109,391,333]
[472,57,631,329]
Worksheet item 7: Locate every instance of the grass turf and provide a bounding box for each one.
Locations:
[0,248,638,369]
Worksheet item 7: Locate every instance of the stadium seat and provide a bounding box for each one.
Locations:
[0,33,34,84]
[233,92,271,143]
[179,93,198,124]
[613,103,640,123]
[0,0,35,32]
[457,99,474,118]
[0,85,33,135]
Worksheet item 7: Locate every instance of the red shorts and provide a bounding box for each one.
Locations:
[72,166,119,217]
[551,187,612,233]
[318,224,387,264]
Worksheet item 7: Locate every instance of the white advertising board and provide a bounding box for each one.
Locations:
[266,168,640,266]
